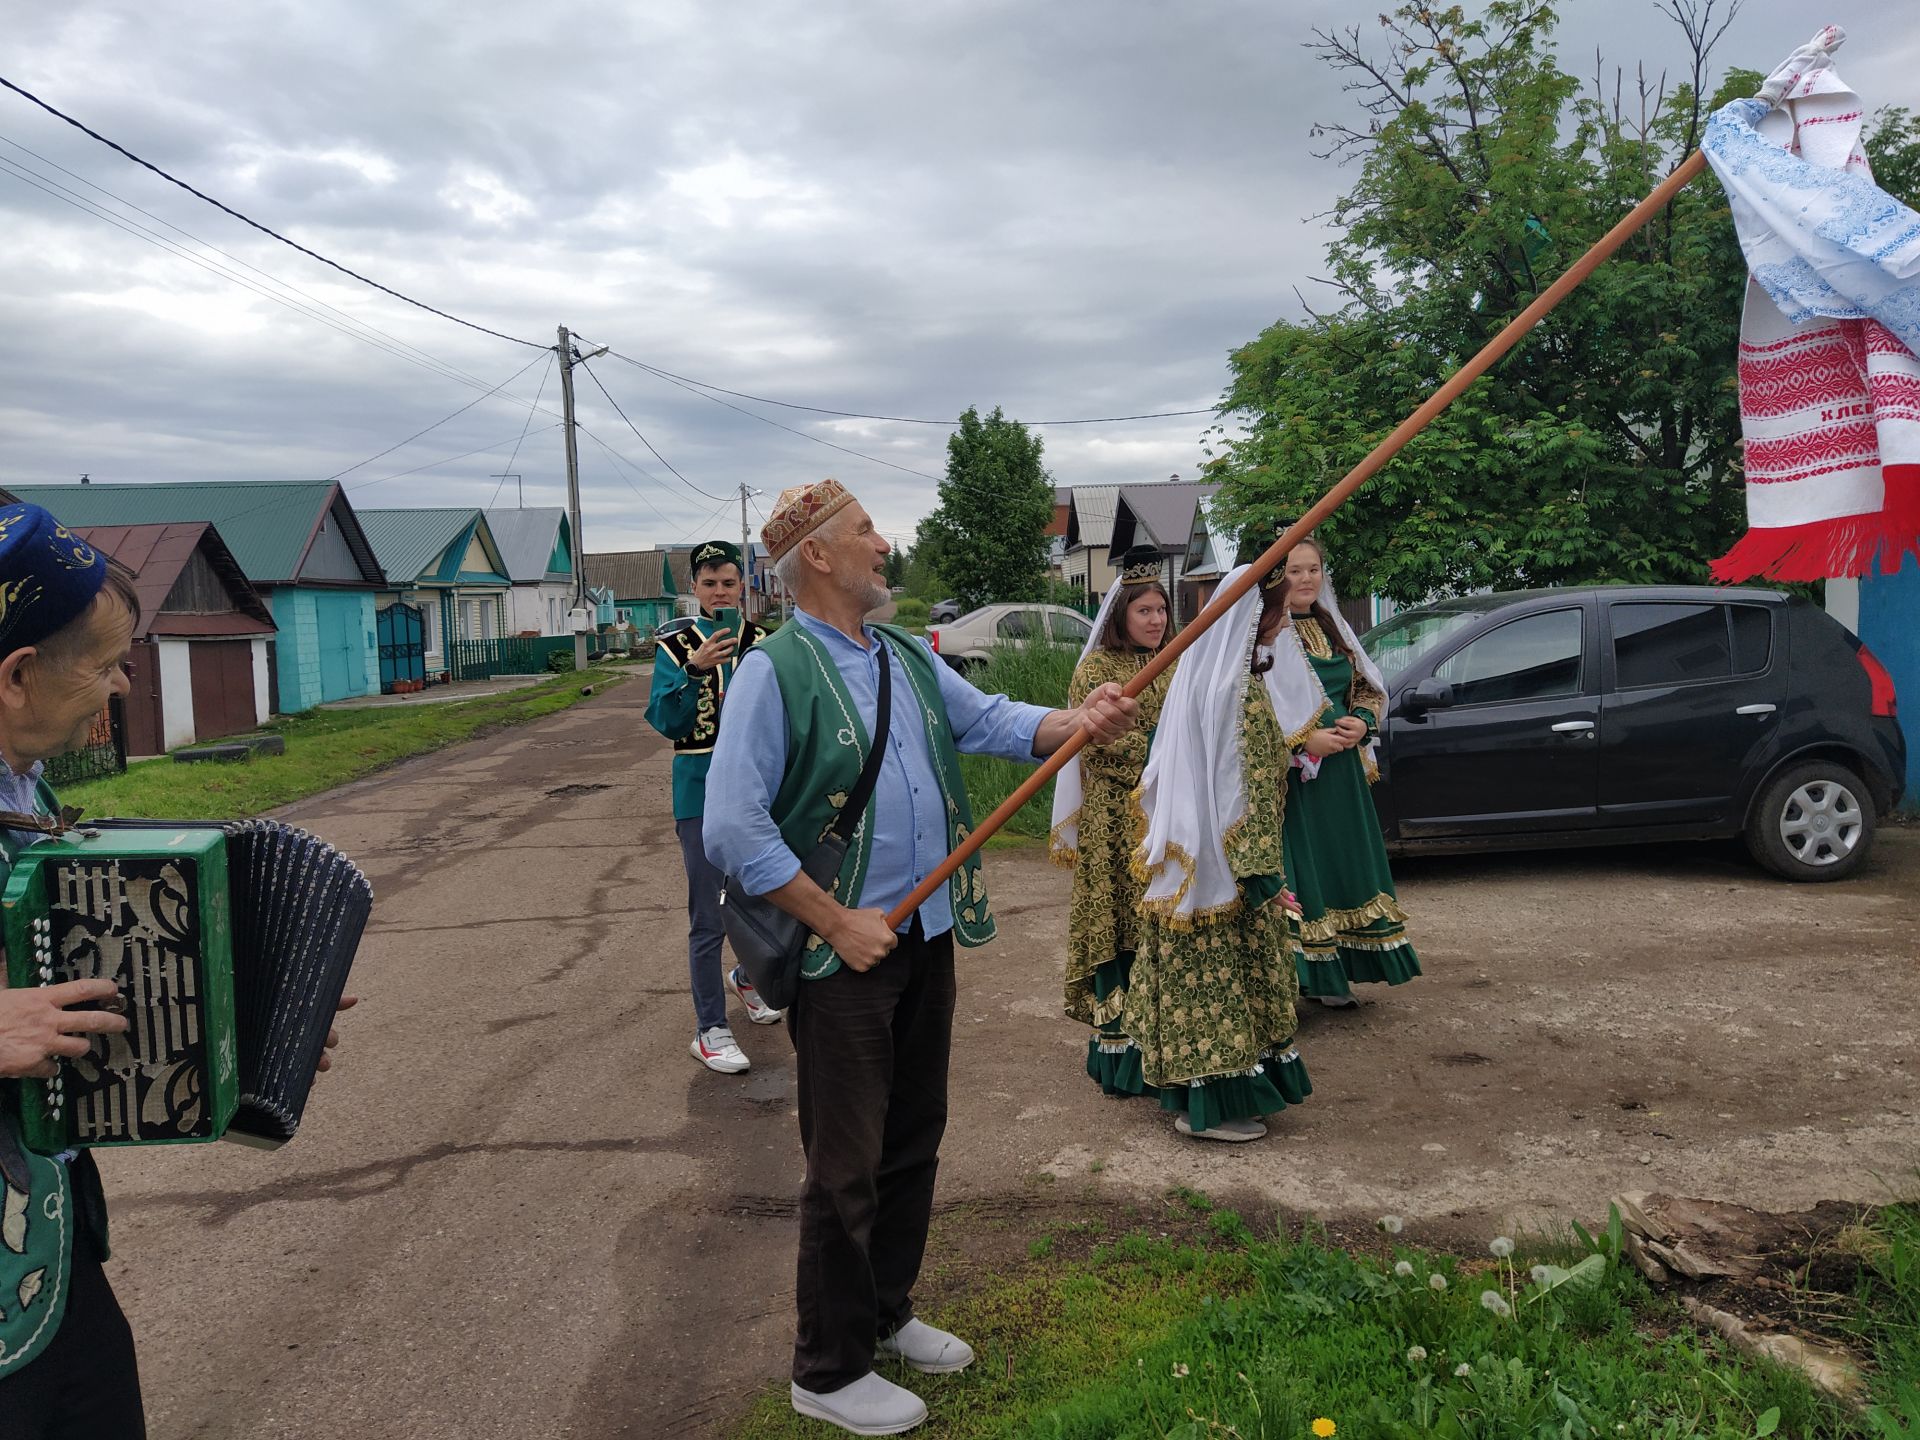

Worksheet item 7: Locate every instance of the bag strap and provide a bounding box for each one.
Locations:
[830,638,893,844]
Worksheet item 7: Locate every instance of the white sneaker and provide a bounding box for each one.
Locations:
[1175,1114,1266,1143]
[691,1025,749,1074]
[877,1317,975,1374]
[790,1372,928,1434]
[728,967,785,1025]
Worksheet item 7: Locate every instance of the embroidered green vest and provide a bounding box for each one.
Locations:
[0,782,80,1379]
[757,622,994,979]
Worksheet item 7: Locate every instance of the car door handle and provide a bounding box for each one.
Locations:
[1550,721,1595,733]
[1735,704,1777,716]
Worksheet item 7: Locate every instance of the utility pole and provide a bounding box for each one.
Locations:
[739,482,753,615]
[556,324,606,669]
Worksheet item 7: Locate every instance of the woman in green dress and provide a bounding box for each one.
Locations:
[1125,562,1313,1143]
[1055,545,1176,1099]
[1268,536,1420,1005]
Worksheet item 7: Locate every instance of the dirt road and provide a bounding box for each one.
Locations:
[99,677,1918,1438]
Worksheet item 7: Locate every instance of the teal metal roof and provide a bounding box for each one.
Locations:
[7,481,382,585]
[359,507,509,587]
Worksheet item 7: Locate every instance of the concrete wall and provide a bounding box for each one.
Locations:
[1855,560,1920,811]
[251,638,271,725]
[155,639,196,751]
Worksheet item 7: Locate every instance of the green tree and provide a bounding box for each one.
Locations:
[920,406,1055,611]
[1209,1,1765,603]
[883,546,906,589]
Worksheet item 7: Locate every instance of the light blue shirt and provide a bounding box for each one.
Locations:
[703,609,1049,938]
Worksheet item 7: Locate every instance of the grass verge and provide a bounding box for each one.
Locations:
[731,1194,1910,1440]
[61,668,625,820]
[957,639,1080,843]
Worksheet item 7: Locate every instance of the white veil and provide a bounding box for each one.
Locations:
[1047,576,1125,863]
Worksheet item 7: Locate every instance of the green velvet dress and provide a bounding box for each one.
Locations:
[1118,680,1312,1131]
[1060,648,1172,1098]
[1283,615,1421,999]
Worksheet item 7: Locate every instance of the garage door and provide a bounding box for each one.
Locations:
[188,641,258,740]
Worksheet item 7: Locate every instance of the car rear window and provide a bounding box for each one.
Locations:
[1611,602,1749,687]
[1730,604,1772,674]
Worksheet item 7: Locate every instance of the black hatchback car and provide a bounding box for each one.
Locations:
[1359,585,1906,881]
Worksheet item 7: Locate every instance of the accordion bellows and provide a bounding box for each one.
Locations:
[4,819,370,1153]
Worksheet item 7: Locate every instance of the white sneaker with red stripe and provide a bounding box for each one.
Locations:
[728,967,784,1025]
[691,1025,749,1074]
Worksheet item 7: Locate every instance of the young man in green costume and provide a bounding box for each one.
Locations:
[645,538,780,1075]
[0,503,350,1438]
[705,480,1136,1436]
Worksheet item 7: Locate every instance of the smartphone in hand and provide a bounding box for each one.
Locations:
[713,606,742,640]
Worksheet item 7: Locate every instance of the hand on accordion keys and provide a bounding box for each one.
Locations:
[315,994,359,1075]
[0,975,130,1081]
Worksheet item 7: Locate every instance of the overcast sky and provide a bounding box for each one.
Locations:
[3,1,1916,554]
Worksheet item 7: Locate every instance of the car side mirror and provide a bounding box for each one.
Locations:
[1402,677,1456,715]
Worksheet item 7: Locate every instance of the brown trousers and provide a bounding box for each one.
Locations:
[788,921,955,1393]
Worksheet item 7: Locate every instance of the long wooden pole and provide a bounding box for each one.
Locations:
[887,148,1709,929]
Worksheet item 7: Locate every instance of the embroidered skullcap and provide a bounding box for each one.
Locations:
[1116,543,1164,586]
[689,538,742,572]
[760,479,855,562]
[0,504,109,653]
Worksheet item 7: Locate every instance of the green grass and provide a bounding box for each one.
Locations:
[1853,1203,1920,1436]
[732,1205,1888,1440]
[957,638,1081,842]
[61,668,626,820]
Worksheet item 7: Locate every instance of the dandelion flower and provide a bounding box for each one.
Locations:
[1312,1421,1337,1438]
[1394,1259,1415,1277]
[1490,1236,1515,1259]
[1429,1273,1448,1291]
[1407,1345,1428,1363]
[1531,1264,1552,1285]
[1479,1290,1512,1317]
[1172,1362,1189,1378]
[1455,1362,1473,1378]
[1379,1215,1405,1235]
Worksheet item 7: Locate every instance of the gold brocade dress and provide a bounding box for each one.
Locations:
[1121,679,1311,1129]
[1057,647,1173,1095]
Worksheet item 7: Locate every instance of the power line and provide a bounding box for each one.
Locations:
[603,350,1215,427]
[0,128,523,391]
[488,353,555,508]
[588,345,942,483]
[0,73,543,349]
[0,152,514,393]
[573,359,730,502]
[324,350,550,482]
[345,424,562,493]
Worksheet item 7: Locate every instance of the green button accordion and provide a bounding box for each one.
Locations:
[4,819,370,1155]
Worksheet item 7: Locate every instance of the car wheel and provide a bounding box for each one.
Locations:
[1744,759,1875,882]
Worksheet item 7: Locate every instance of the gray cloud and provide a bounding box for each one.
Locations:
[3,0,1916,550]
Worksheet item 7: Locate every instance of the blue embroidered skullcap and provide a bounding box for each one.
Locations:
[0,504,109,653]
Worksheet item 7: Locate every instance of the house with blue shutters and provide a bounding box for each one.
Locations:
[356,508,514,674]
[9,480,386,712]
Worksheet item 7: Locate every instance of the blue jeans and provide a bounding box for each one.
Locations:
[676,815,731,1031]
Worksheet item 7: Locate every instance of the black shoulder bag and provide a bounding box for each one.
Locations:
[718,640,892,1011]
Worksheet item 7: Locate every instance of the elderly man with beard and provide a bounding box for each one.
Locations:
[704,479,1135,1436]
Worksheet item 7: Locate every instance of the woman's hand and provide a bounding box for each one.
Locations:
[1301,727,1351,759]
[1332,715,1369,746]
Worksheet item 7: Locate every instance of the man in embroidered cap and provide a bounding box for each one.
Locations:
[645,536,780,1074]
[705,480,1136,1435]
[0,504,346,1437]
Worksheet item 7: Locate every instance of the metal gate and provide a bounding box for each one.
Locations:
[377,602,426,692]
